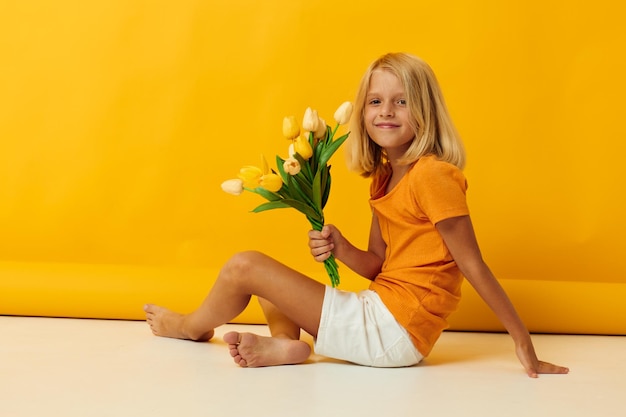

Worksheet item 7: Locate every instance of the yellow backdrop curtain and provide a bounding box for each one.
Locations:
[1,0,624,333]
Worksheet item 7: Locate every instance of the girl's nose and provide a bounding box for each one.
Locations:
[380,103,393,117]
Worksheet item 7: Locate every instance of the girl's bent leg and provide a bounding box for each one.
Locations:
[145,251,326,344]
[258,297,302,340]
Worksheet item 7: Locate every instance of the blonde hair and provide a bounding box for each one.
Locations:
[346,53,466,177]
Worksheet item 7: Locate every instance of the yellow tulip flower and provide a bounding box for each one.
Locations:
[283,157,301,175]
[260,173,283,192]
[293,135,313,160]
[282,116,300,140]
[238,165,263,188]
[302,107,319,132]
[221,179,244,195]
[334,101,353,125]
[314,117,327,139]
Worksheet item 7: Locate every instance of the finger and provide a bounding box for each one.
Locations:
[308,237,328,250]
[322,243,335,254]
[312,247,328,256]
[308,229,323,240]
[312,247,333,262]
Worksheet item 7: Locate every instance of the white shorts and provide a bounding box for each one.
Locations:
[314,287,423,367]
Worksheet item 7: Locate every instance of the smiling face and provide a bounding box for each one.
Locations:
[364,69,416,162]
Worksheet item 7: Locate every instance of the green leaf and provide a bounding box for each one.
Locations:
[251,187,282,202]
[251,200,291,213]
[312,170,322,210]
[319,132,349,168]
[321,166,331,209]
[292,173,314,202]
[275,155,289,184]
[285,175,314,207]
[293,152,313,181]
[252,196,321,221]
[324,125,333,144]
[281,198,322,221]
[312,140,323,173]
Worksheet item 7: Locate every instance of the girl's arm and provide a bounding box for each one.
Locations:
[308,214,385,280]
[435,215,569,378]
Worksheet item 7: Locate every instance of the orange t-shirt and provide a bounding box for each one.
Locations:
[369,155,469,357]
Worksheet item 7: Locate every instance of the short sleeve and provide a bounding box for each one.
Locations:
[411,157,469,224]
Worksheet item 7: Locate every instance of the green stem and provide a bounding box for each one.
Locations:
[330,123,339,141]
[323,254,340,287]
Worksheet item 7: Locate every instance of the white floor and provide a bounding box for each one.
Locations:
[1,316,624,417]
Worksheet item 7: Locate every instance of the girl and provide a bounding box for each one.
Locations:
[145,52,569,377]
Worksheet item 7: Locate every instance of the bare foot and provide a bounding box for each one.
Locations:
[144,304,214,341]
[223,331,311,367]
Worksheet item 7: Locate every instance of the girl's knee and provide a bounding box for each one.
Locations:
[221,251,267,283]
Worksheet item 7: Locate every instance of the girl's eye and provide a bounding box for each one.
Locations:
[397,99,407,105]
[369,99,381,105]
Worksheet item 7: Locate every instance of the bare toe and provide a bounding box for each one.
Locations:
[223,332,310,367]
[224,331,240,345]
[143,304,213,341]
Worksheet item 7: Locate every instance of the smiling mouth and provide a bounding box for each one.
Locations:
[375,123,399,128]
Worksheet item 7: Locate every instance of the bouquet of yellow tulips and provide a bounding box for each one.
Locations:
[221,101,353,287]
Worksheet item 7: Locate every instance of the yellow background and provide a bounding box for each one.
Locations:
[1,0,624,333]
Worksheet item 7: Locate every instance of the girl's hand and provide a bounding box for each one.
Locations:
[516,343,570,378]
[308,225,342,262]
